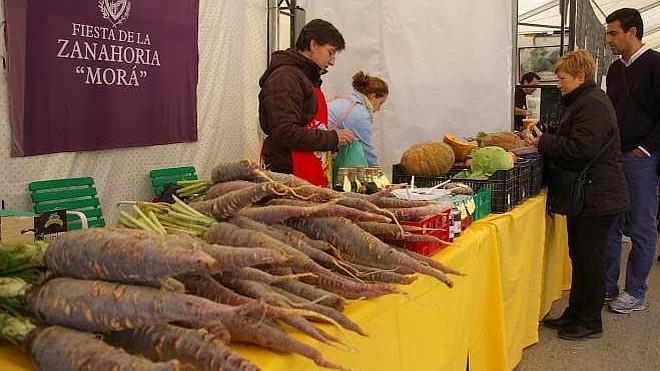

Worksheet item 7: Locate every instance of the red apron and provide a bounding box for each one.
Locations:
[290,88,331,187]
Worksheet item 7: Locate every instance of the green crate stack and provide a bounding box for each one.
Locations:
[472,188,492,220]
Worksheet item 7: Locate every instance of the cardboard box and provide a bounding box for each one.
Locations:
[0,209,68,244]
[0,215,36,244]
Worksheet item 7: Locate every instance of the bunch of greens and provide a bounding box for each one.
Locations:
[0,242,49,318]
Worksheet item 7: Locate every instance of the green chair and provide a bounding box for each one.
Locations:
[28,177,105,230]
[149,166,198,196]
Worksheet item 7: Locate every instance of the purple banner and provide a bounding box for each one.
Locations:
[6,0,199,157]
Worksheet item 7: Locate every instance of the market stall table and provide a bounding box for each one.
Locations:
[0,192,570,371]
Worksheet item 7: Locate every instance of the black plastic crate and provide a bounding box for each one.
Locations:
[520,154,544,196]
[392,164,518,213]
[507,164,521,207]
[516,160,532,202]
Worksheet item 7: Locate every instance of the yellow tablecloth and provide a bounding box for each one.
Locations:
[0,193,571,371]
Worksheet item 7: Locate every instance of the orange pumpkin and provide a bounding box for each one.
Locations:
[401,142,455,176]
[443,134,478,161]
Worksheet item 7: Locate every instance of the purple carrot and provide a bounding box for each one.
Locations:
[216,276,339,344]
[288,217,455,287]
[211,160,261,184]
[270,223,337,252]
[190,182,292,220]
[391,246,463,276]
[273,277,346,311]
[270,286,367,336]
[223,316,347,370]
[345,263,418,285]
[266,199,391,223]
[28,277,255,333]
[45,228,220,289]
[205,221,375,297]
[30,326,180,371]
[203,222,398,298]
[225,267,346,310]
[206,180,257,199]
[374,197,431,208]
[388,204,450,221]
[231,217,343,270]
[237,201,339,224]
[106,324,258,371]
[179,274,300,319]
[254,170,313,187]
[177,320,231,343]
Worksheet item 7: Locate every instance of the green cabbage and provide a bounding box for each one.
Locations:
[470,146,513,176]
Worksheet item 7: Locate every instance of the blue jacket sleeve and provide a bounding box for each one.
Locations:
[327,99,350,129]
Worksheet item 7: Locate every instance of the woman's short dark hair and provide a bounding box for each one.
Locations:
[295,19,346,52]
[606,8,644,40]
[520,72,541,84]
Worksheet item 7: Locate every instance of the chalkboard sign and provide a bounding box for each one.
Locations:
[573,0,615,85]
[539,85,563,134]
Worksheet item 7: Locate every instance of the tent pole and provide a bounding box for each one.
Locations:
[289,0,297,47]
[560,0,566,56]
[512,0,519,131]
[569,0,577,51]
[267,0,279,63]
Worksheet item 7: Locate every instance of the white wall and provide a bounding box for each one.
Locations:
[0,0,267,222]
[304,0,514,176]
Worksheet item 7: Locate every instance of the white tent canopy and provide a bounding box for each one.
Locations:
[518,0,660,50]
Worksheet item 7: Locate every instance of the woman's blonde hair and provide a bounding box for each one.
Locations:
[554,49,596,81]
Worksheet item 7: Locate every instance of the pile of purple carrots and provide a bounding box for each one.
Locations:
[0,160,460,371]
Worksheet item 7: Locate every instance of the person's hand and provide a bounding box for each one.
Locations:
[337,129,355,146]
[529,126,543,147]
[514,107,528,116]
[632,148,650,158]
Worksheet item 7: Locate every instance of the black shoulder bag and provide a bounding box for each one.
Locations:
[546,135,614,216]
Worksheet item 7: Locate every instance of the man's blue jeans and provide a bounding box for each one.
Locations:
[605,152,659,299]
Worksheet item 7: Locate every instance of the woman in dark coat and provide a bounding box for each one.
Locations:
[532,49,629,340]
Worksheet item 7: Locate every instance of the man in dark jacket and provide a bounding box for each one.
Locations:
[514,72,541,130]
[259,19,354,185]
[604,8,660,314]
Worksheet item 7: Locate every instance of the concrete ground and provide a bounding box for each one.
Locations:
[516,242,660,371]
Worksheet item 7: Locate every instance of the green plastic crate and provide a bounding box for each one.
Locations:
[28,177,105,230]
[472,188,492,220]
[149,166,198,196]
[451,188,492,222]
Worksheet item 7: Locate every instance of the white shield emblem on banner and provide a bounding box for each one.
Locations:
[98,0,131,27]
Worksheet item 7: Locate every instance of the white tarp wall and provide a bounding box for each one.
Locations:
[0,0,266,221]
[304,0,514,176]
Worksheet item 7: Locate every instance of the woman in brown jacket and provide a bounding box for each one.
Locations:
[259,19,354,186]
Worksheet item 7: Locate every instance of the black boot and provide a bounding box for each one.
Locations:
[542,312,575,330]
[558,323,602,341]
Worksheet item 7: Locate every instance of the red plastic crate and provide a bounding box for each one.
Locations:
[387,208,452,256]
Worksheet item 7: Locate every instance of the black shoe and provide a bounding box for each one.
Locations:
[542,315,575,330]
[558,324,602,341]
